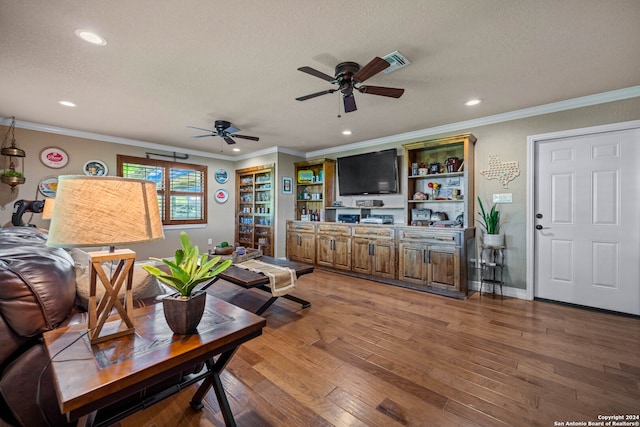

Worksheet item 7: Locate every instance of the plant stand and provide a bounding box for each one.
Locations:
[480,245,505,298]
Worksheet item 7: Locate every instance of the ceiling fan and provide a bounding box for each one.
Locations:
[187,120,260,144]
[295,57,405,113]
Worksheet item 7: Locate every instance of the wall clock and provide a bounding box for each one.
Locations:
[214,188,229,203]
[215,168,229,184]
[40,147,69,169]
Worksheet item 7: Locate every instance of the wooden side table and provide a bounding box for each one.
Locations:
[43,296,266,427]
[480,245,505,298]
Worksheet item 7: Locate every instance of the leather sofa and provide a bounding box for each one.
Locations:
[0,227,190,427]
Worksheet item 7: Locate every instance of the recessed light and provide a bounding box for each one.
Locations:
[74,29,107,46]
[342,130,352,135]
[59,101,76,107]
[465,99,482,106]
[232,148,240,152]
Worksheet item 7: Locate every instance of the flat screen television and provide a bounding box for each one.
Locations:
[337,149,399,195]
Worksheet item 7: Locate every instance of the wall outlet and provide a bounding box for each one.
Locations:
[207,238,213,245]
[493,193,513,204]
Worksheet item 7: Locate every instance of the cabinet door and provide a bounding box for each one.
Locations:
[371,240,396,279]
[286,232,301,262]
[332,236,352,271]
[427,245,460,290]
[316,235,334,267]
[398,242,427,285]
[299,232,316,264]
[351,238,373,275]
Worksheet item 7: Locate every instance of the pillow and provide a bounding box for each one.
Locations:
[68,248,167,310]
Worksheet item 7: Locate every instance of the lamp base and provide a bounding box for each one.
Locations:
[87,249,136,344]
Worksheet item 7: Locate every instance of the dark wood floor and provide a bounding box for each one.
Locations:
[63,270,640,426]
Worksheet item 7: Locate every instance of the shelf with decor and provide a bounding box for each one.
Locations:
[294,158,335,222]
[235,164,274,256]
[404,134,476,228]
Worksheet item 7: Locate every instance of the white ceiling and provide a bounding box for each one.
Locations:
[1,1,639,159]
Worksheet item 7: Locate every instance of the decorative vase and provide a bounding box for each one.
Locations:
[162,290,207,334]
[483,233,505,247]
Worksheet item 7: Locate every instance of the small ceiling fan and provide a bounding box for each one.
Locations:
[187,120,260,144]
[295,57,405,113]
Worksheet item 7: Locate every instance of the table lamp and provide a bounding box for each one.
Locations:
[41,197,55,219]
[47,176,164,344]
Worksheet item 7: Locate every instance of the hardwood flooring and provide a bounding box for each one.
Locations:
[66,270,640,425]
[110,269,640,426]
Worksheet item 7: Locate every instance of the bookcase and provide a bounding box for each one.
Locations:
[235,164,274,256]
[293,159,336,221]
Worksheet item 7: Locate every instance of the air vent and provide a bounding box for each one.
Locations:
[382,50,410,73]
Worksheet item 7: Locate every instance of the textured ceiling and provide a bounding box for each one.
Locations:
[1,1,639,158]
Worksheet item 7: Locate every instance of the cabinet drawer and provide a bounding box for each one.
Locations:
[317,223,351,236]
[287,221,315,232]
[398,228,461,245]
[352,225,395,239]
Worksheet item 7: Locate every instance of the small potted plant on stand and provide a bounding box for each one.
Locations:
[477,197,504,247]
[142,231,232,334]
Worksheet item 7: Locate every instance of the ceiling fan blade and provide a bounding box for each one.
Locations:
[343,94,357,113]
[296,89,337,101]
[297,66,336,82]
[232,134,260,142]
[192,134,215,138]
[224,125,240,134]
[223,136,236,145]
[186,125,216,133]
[353,57,390,83]
[357,85,405,98]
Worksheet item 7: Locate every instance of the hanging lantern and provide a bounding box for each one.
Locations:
[1,116,26,193]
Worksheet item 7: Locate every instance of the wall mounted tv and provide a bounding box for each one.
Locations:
[337,149,399,196]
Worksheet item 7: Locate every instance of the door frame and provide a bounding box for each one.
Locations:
[525,119,640,301]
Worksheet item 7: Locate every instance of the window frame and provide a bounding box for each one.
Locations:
[117,155,208,226]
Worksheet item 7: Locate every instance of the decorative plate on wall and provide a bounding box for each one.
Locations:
[215,168,229,184]
[38,176,59,198]
[40,147,69,169]
[214,189,229,203]
[83,160,108,176]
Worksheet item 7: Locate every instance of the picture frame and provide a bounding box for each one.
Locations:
[40,147,69,169]
[83,160,108,176]
[282,177,293,194]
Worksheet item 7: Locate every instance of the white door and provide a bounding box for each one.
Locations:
[534,128,640,315]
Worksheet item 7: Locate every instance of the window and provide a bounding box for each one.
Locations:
[117,155,207,226]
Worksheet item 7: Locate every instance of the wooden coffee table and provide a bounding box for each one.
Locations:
[43,296,266,427]
[214,256,314,315]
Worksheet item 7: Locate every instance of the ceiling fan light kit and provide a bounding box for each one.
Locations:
[296,56,406,113]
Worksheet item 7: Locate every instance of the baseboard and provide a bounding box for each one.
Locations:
[468,280,529,300]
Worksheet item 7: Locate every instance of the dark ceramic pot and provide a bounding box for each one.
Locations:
[162,290,206,334]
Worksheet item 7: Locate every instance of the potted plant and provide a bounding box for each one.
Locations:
[0,170,26,186]
[477,196,504,247]
[142,231,232,334]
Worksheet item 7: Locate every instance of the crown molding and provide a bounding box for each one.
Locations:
[306,85,640,158]
[3,85,639,161]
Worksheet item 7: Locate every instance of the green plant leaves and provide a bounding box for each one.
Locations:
[477,197,501,234]
[141,231,232,296]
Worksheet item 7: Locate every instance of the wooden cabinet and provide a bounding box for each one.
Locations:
[293,159,336,221]
[397,227,471,296]
[286,221,316,264]
[404,134,476,227]
[316,223,351,271]
[351,225,396,279]
[235,164,274,256]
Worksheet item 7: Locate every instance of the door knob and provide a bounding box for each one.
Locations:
[535,225,543,230]
[536,213,543,219]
